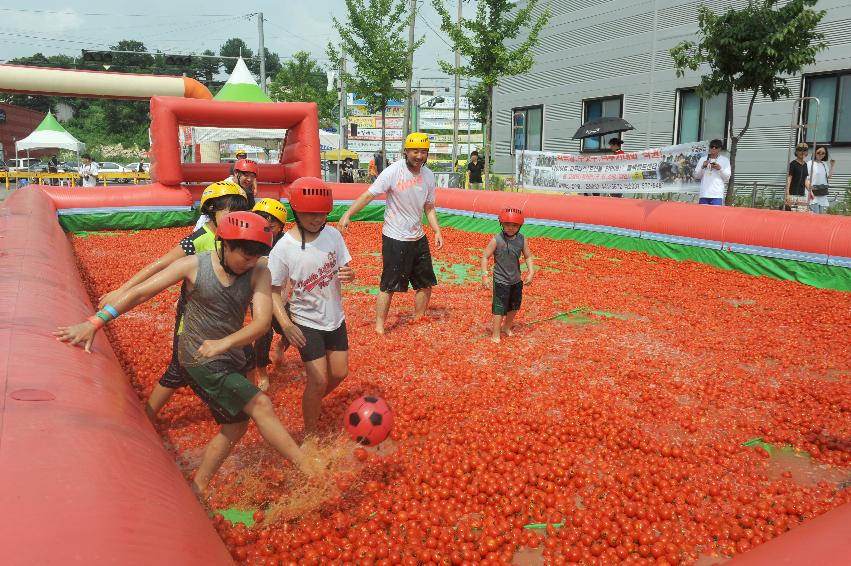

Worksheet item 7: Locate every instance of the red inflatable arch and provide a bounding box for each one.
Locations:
[148,96,321,197]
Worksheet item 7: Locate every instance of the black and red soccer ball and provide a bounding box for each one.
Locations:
[344,396,394,446]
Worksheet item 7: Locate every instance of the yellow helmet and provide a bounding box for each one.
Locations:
[404,132,431,150]
[252,198,287,225]
[200,181,247,208]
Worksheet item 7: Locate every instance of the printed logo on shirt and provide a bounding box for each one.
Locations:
[298,251,339,293]
[393,174,423,194]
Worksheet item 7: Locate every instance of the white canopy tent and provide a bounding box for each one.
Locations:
[15,111,85,153]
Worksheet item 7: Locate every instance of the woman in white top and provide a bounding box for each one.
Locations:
[808,147,836,215]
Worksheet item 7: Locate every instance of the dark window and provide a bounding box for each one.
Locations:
[511,105,543,153]
[803,71,851,145]
[675,89,727,145]
[581,96,623,152]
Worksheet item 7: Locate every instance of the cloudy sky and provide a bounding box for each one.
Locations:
[0,1,462,88]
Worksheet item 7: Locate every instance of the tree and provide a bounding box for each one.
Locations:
[671,0,827,205]
[193,49,223,85]
[433,0,550,189]
[269,51,338,127]
[328,0,423,160]
[108,40,154,72]
[220,38,254,61]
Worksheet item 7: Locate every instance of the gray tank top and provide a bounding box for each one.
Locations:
[493,232,525,285]
[178,253,255,369]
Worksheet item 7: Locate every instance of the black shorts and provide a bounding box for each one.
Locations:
[295,320,349,362]
[492,281,523,315]
[380,234,438,292]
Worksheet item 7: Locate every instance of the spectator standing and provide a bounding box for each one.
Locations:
[340,157,356,183]
[807,146,835,215]
[79,154,99,187]
[693,139,731,206]
[608,138,625,197]
[467,150,484,189]
[785,143,813,212]
[47,156,58,186]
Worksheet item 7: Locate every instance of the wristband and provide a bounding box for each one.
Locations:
[87,315,105,329]
[103,305,119,319]
[95,311,111,324]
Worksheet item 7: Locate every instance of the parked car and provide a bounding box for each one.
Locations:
[98,161,132,183]
[8,158,43,171]
[125,162,151,173]
[0,159,8,173]
[58,161,80,173]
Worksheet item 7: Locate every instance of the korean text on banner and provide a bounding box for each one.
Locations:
[515,142,709,194]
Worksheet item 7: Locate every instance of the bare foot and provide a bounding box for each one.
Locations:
[375,323,385,335]
[491,335,501,343]
[190,480,208,503]
[503,327,514,336]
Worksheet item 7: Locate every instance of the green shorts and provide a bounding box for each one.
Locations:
[185,361,260,424]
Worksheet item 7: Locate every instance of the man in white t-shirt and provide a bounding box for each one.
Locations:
[694,139,731,206]
[79,154,99,187]
[339,132,444,335]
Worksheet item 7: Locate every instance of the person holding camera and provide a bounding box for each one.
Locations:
[78,154,99,188]
[694,139,731,206]
[785,143,813,213]
[807,146,835,214]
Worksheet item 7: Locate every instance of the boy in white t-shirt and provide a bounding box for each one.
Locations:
[338,132,444,335]
[268,177,355,436]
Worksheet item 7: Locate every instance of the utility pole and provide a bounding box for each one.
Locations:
[257,12,267,93]
[402,0,416,138]
[451,0,462,172]
[337,50,346,183]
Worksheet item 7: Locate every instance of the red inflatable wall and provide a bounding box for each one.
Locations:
[148,96,320,187]
[0,188,232,566]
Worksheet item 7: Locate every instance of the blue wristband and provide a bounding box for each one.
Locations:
[103,305,119,319]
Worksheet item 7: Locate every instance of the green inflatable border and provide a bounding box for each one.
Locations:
[58,210,197,232]
[60,204,850,292]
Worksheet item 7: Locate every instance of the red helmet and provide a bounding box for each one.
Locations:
[234,159,259,176]
[288,177,333,213]
[216,211,273,247]
[498,207,524,225]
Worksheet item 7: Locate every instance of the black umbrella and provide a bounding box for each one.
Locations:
[572,116,635,140]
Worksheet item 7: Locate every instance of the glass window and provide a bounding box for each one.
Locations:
[676,89,727,145]
[581,96,622,152]
[678,91,701,143]
[511,106,543,153]
[836,75,851,143]
[803,71,851,145]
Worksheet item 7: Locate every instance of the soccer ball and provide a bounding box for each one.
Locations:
[344,396,394,446]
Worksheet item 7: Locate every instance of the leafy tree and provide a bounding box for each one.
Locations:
[193,49,223,85]
[328,0,423,159]
[432,0,550,189]
[671,0,827,205]
[220,38,254,61]
[108,40,154,72]
[269,51,337,127]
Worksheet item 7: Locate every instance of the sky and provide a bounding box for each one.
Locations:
[0,1,464,90]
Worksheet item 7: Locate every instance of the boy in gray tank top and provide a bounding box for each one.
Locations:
[480,208,535,343]
[55,212,319,497]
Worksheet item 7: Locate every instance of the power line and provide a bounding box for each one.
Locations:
[0,7,235,18]
[262,17,328,52]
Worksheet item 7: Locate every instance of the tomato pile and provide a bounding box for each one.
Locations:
[70,223,851,565]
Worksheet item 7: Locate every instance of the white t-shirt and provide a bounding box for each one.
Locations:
[267,227,352,331]
[807,160,830,206]
[79,162,99,187]
[694,154,731,199]
[368,159,435,241]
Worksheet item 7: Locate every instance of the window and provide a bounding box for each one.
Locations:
[675,89,727,145]
[803,71,851,145]
[511,105,543,153]
[581,96,623,151]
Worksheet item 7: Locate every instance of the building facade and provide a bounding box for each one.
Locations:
[0,103,47,162]
[491,0,851,199]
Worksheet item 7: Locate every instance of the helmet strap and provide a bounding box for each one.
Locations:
[217,240,241,277]
[293,212,326,250]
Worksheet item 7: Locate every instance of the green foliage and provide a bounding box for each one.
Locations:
[432,0,551,188]
[269,51,337,128]
[670,0,827,204]
[328,0,421,115]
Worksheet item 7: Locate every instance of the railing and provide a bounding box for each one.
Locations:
[0,171,151,190]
